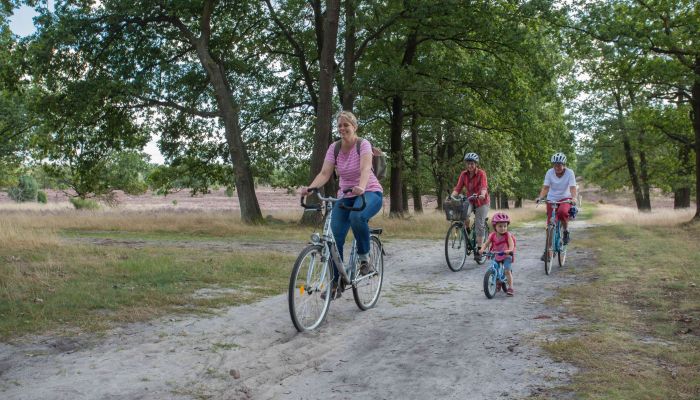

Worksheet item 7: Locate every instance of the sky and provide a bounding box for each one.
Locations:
[8,4,166,164]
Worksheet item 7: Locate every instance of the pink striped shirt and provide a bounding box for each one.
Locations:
[325,139,383,197]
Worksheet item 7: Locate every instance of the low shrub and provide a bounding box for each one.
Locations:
[70,197,100,210]
[8,175,39,202]
[37,191,48,204]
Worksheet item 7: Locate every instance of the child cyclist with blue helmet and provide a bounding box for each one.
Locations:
[478,212,516,296]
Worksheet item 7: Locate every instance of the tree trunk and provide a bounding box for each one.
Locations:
[692,57,700,221]
[193,36,262,224]
[614,92,648,212]
[515,197,522,208]
[389,93,405,217]
[638,127,652,211]
[410,112,423,213]
[674,187,691,209]
[499,192,509,209]
[300,0,341,225]
[402,182,409,212]
[388,32,418,218]
[341,0,356,111]
[435,182,445,210]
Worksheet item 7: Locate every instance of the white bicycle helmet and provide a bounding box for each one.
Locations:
[551,152,567,164]
[464,152,479,163]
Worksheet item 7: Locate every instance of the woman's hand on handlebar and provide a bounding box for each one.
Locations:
[351,186,365,196]
[300,187,317,196]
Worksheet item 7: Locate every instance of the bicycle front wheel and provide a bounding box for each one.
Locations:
[544,225,553,275]
[483,268,497,299]
[353,236,384,310]
[289,245,332,332]
[557,239,566,268]
[445,223,467,271]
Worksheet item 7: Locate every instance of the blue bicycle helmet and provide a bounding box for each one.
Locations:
[569,205,578,219]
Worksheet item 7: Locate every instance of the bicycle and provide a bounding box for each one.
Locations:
[288,188,385,332]
[482,251,512,299]
[537,199,574,275]
[444,194,489,271]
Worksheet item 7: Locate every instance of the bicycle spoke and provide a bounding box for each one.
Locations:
[353,236,384,310]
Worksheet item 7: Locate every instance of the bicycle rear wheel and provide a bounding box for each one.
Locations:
[544,225,553,275]
[289,244,331,332]
[353,235,384,310]
[445,223,467,271]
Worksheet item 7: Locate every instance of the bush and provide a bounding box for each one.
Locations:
[7,175,39,202]
[225,186,235,197]
[37,191,48,204]
[70,197,100,210]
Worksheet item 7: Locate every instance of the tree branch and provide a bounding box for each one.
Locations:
[134,96,220,118]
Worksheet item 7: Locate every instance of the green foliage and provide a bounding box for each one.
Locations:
[147,157,234,197]
[69,197,100,210]
[7,175,38,202]
[37,190,47,204]
[39,151,152,200]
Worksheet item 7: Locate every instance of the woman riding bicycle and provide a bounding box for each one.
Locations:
[451,152,489,258]
[300,111,383,298]
[536,152,577,259]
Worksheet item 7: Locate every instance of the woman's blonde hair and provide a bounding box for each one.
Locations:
[336,110,358,129]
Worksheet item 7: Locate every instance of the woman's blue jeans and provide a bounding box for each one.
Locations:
[330,191,383,282]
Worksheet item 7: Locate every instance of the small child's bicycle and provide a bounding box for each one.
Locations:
[482,251,512,299]
[289,188,385,332]
[537,199,575,275]
[444,194,489,271]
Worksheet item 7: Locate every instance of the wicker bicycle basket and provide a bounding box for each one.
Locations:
[443,198,469,221]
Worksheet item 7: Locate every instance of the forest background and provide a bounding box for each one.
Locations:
[1,0,698,223]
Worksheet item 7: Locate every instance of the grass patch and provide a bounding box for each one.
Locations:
[0,227,294,339]
[541,221,700,399]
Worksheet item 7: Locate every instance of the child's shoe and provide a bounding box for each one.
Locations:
[563,230,570,245]
[506,287,514,296]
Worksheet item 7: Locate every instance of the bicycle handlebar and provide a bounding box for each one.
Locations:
[451,193,479,202]
[536,199,575,207]
[300,187,366,211]
[481,251,513,257]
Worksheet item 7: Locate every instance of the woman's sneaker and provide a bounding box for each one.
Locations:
[359,260,375,276]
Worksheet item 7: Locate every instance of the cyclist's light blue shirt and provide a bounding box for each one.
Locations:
[544,168,576,201]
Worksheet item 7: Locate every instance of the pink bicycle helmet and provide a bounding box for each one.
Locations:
[491,212,511,226]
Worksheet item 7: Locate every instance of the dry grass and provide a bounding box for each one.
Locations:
[0,205,542,242]
[589,204,695,226]
[539,222,700,399]
[0,219,59,249]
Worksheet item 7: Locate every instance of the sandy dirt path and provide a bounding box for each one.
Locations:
[0,225,586,400]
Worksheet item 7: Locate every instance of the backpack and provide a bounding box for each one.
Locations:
[333,139,387,180]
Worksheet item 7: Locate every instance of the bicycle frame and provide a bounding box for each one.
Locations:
[547,203,563,254]
[458,194,488,250]
[305,191,374,287]
[487,259,507,283]
[540,199,573,273]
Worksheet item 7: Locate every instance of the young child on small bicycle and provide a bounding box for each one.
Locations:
[478,212,516,296]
